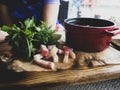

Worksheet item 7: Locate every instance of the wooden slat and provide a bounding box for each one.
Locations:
[0,64,120,88]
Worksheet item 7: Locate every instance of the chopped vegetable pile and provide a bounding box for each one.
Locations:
[33,45,76,71]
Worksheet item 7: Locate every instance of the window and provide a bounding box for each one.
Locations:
[68,0,120,20]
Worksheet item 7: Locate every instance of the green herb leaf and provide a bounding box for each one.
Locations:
[1,17,61,60]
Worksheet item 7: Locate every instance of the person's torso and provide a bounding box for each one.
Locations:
[4,0,43,22]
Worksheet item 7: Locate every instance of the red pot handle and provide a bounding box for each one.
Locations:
[105,28,120,36]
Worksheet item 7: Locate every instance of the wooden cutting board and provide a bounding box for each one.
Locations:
[0,65,120,88]
[0,46,120,89]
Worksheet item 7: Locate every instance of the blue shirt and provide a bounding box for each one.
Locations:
[0,0,60,23]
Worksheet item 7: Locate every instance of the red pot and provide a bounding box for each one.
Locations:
[64,18,120,52]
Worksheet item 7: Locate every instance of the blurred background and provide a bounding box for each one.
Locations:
[59,0,120,21]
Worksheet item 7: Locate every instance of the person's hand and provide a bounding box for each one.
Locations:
[55,24,65,42]
[0,31,8,42]
[55,23,64,32]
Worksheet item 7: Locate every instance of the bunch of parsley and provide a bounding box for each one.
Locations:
[1,17,61,60]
